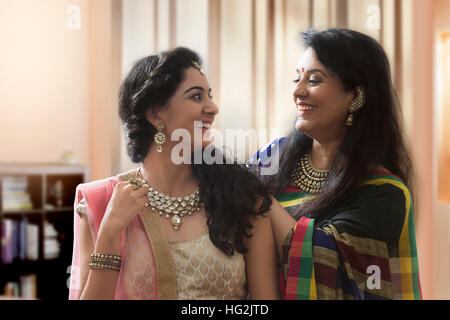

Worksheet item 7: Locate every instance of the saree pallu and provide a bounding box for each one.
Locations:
[278,173,422,300]
[69,169,177,300]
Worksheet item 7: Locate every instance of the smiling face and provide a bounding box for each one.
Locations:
[146,67,218,151]
[293,47,355,143]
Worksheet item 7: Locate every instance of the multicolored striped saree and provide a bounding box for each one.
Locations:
[248,138,422,300]
[278,172,422,300]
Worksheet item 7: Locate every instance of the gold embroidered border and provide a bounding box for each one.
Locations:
[117,168,178,300]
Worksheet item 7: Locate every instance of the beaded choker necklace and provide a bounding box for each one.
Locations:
[138,168,203,230]
[291,152,329,194]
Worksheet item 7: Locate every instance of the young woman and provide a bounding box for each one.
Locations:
[69,47,280,300]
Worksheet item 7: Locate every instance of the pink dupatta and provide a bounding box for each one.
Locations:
[69,168,178,299]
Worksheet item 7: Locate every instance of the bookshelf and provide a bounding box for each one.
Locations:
[0,163,89,300]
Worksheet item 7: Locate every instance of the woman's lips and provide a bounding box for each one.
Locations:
[195,122,213,140]
[297,104,316,116]
[195,121,212,130]
[201,123,212,140]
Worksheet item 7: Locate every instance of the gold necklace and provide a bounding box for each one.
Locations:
[138,168,203,230]
[291,152,329,194]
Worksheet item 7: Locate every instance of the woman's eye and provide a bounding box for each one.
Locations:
[191,93,201,100]
[292,78,320,85]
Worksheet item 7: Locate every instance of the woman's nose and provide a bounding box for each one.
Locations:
[293,82,307,98]
[205,99,219,115]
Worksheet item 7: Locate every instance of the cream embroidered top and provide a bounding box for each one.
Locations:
[169,232,247,300]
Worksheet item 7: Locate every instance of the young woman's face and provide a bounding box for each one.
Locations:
[292,47,355,143]
[150,67,219,152]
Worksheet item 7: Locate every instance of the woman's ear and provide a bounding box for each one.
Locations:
[352,87,358,100]
[346,87,358,107]
[145,108,161,128]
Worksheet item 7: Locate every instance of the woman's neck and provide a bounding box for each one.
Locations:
[310,137,343,170]
[140,144,198,196]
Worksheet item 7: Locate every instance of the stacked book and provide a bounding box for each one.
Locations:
[1,177,33,211]
[1,218,39,263]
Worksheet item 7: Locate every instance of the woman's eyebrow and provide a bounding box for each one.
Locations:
[184,86,205,94]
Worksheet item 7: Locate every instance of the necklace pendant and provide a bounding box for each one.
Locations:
[171,214,181,230]
[137,167,201,232]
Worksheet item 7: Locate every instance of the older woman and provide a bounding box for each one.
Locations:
[69,47,279,300]
[250,28,421,300]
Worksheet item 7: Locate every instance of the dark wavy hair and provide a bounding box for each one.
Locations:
[262,28,415,222]
[119,47,272,256]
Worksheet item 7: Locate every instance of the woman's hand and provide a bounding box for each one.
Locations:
[267,197,297,260]
[94,180,149,254]
[100,180,149,234]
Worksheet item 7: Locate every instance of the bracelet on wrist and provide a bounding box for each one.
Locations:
[89,262,121,271]
[89,253,122,271]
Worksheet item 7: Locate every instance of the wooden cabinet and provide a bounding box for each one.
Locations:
[0,163,89,300]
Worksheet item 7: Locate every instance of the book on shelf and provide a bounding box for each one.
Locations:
[1,219,14,263]
[27,223,39,261]
[1,176,33,211]
[1,218,39,263]
[20,274,38,299]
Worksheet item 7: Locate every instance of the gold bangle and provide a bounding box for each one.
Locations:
[90,253,122,260]
[90,253,122,268]
[90,253,122,263]
[89,262,121,271]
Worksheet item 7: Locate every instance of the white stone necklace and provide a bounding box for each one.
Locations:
[138,167,203,230]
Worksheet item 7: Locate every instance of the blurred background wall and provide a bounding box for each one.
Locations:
[1,0,449,299]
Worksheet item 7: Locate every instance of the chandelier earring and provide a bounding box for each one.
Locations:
[346,86,366,127]
[154,123,166,153]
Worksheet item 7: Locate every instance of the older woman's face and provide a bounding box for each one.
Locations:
[154,67,219,151]
[292,48,355,143]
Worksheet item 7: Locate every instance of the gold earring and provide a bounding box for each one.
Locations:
[346,87,366,127]
[154,123,166,152]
